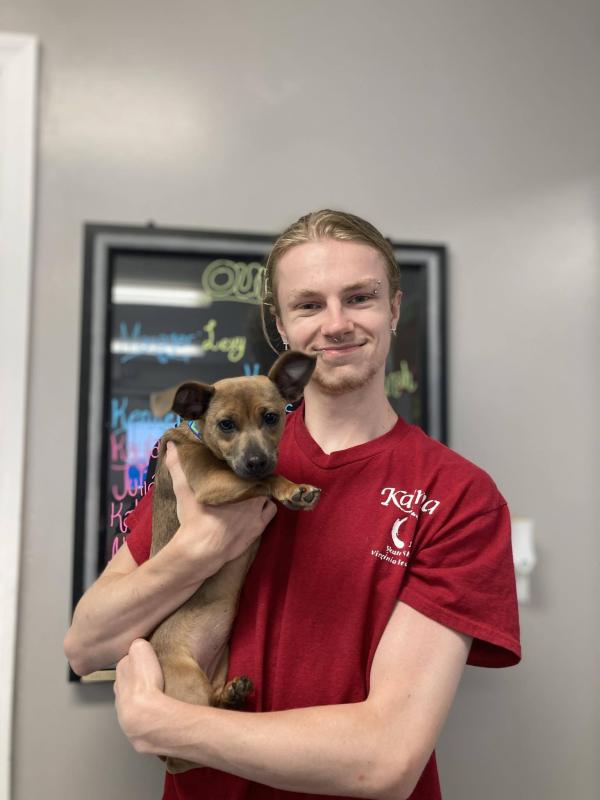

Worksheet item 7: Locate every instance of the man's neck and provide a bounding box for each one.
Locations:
[302,379,398,455]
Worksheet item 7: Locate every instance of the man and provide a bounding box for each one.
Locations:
[65,210,521,799]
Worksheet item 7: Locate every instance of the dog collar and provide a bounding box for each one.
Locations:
[187,419,203,440]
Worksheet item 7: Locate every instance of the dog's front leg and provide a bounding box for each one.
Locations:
[261,475,321,510]
[186,467,274,506]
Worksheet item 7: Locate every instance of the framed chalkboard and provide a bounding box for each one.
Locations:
[71,223,447,675]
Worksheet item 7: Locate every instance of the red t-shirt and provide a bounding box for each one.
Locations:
[125,408,521,799]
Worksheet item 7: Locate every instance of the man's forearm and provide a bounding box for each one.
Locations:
[131,693,408,799]
[64,541,216,675]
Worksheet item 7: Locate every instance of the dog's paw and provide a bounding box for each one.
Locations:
[282,484,321,511]
[215,675,253,709]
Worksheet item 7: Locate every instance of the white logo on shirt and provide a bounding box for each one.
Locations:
[371,489,439,568]
[380,487,440,516]
[371,516,414,567]
[391,516,407,549]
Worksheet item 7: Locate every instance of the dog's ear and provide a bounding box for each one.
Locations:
[268,351,316,402]
[150,382,215,419]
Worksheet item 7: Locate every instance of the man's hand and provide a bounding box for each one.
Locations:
[114,639,166,754]
[165,441,277,569]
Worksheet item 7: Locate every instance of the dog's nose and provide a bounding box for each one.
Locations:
[245,454,268,474]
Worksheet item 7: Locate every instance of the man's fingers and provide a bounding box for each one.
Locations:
[114,654,128,695]
[129,638,154,659]
[165,442,195,499]
[114,651,130,697]
[165,441,184,481]
[125,638,165,691]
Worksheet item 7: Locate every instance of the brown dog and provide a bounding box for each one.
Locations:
[148,351,321,773]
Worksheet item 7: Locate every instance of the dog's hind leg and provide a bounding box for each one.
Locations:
[159,651,213,775]
[161,654,253,774]
[161,651,213,706]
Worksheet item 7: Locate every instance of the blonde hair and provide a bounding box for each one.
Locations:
[261,209,400,352]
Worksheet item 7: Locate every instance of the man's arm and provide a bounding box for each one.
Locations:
[115,601,472,799]
[64,539,215,676]
[65,443,277,676]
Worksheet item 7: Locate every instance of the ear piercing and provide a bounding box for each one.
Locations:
[282,339,289,351]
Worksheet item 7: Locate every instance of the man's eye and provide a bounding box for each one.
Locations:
[263,412,280,426]
[218,419,236,432]
[348,293,374,304]
[297,302,320,311]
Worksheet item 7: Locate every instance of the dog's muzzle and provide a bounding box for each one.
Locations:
[231,451,276,481]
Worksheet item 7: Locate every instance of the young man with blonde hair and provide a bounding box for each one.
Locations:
[65,210,520,800]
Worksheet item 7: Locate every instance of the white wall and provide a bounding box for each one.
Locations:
[2,0,599,798]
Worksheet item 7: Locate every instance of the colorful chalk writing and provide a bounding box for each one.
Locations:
[201,258,264,305]
[111,398,177,436]
[112,319,246,365]
[115,322,199,364]
[384,360,418,398]
[108,403,169,559]
[201,319,246,363]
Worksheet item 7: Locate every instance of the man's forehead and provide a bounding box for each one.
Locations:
[279,238,384,267]
[277,240,387,283]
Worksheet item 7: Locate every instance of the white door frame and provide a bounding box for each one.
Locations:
[0,32,38,800]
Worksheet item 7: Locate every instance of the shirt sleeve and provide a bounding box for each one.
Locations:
[122,484,154,565]
[400,501,521,667]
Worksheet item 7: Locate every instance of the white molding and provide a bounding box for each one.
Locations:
[0,32,38,800]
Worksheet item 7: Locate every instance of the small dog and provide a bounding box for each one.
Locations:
[148,350,321,773]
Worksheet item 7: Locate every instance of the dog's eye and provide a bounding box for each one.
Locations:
[218,419,236,432]
[263,412,280,426]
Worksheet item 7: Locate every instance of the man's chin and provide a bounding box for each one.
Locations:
[311,362,379,395]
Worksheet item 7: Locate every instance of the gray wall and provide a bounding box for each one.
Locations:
[2,0,599,798]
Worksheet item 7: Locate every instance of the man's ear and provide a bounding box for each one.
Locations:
[391,290,402,330]
[275,316,286,345]
[150,382,215,419]
[268,351,317,402]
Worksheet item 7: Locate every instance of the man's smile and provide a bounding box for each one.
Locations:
[313,342,367,357]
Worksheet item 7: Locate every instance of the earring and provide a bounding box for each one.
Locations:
[391,327,397,336]
[282,340,289,351]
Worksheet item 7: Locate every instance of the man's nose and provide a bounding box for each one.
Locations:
[320,301,354,338]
